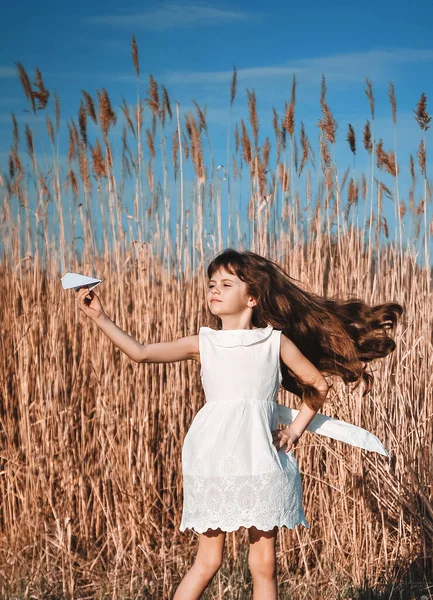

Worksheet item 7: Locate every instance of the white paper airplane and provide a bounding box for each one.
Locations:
[277,404,389,456]
[61,272,102,291]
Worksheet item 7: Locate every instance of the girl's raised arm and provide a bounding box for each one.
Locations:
[75,288,199,364]
[279,333,329,439]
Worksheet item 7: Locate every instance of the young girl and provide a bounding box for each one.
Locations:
[75,248,402,600]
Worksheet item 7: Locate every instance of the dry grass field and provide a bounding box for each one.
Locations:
[0,41,432,599]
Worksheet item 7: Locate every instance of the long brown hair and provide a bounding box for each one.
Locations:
[206,249,403,411]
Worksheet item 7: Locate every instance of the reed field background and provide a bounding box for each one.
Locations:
[0,37,432,599]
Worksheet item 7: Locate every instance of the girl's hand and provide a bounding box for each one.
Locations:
[271,426,300,453]
[75,288,106,321]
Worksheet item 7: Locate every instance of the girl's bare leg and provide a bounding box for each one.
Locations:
[248,525,278,600]
[173,527,226,600]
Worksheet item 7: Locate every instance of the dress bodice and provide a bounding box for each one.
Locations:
[199,324,282,404]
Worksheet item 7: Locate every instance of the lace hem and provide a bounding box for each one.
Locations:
[179,516,309,534]
[180,466,309,535]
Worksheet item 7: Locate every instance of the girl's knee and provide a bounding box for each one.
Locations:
[248,550,277,579]
[194,554,223,576]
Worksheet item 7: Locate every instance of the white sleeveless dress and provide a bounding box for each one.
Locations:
[179,324,309,534]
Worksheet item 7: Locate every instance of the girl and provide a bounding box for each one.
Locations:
[75,248,402,600]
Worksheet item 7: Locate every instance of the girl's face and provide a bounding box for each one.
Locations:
[207,267,256,323]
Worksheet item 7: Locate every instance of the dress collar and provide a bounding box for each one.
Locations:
[200,324,273,347]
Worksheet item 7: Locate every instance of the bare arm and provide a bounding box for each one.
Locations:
[93,314,199,364]
[279,333,329,440]
[91,313,147,363]
[75,288,199,364]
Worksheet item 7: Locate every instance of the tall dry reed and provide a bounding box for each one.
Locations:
[0,53,432,600]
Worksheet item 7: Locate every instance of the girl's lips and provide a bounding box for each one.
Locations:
[211,299,222,302]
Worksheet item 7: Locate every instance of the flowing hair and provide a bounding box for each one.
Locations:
[206,249,403,411]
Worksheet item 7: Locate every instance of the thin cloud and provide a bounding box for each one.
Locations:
[84,2,262,30]
[0,67,16,79]
[161,48,433,86]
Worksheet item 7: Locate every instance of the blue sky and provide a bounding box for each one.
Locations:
[1,0,432,261]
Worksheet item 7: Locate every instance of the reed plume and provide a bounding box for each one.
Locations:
[161,85,172,120]
[363,120,372,153]
[414,92,431,131]
[375,178,393,199]
[345,177,359,222]
[54,90,61,133]
[33,68,49,110]
[364,77,375,120]
[417,139,426,177]
[82,90,97,124]
[9,146,23,196]
[232,154,237,181]
[382,216,389,238]
[11,112,19,149]
[234,123,239,154]
[185,112,204,182]
[280,116,287,151]
[16,62,35,113]
[341,166,350,191]
[283,75,296,140]
[376,139,397,176]
[318,79,337,146]
[361,173,367,200]
[320,73,326,103]
[131,35,139,78]
[192,100,208,134]
[97,88,116,140]
[147,74,159,116]
[78,141,91,193]
[299,121,309,176]
[409,154,415,181]
[136,99,144,134]
[38,174,50,202]
[272,107,278,140]
[182,130,189,160]
[320,102,337,144]
[65,168,79,199]
[293,137,298,172]
[146,129,156,160]
[348,178,359,206]
[46,114,54,145]
[278,162,289,192]
[91,139,106,179]
[320,134,331,171]
[247,88,259,150]
[291,74,296,107]
[347,124,356,155]
[409,188,415,214]
[67,122,76,163]
[121,98,135,137]
[272,107,280,162]
[284,100,295,139]
[262,137,270,171]
[416,199,425,215]
[240,119,252,166]
[230,65,237,107]
[8,153,14,180]
[78,101,87,146]
[388,81,397,125]
[256,155,267,196]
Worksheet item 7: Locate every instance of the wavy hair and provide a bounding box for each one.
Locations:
[206,249,403,411]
